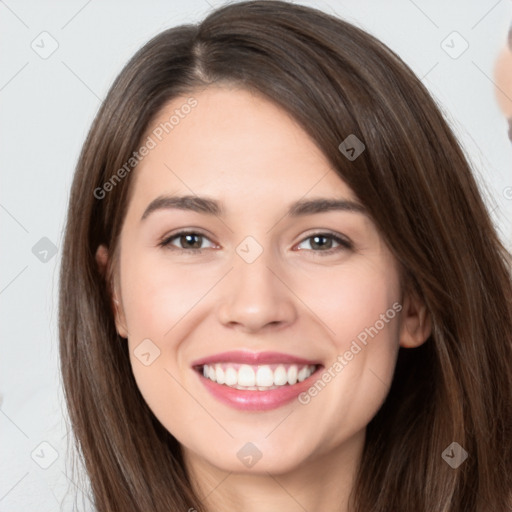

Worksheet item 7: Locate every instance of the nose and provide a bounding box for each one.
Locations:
[216,247,298,333]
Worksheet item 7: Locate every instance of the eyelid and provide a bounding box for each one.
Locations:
[298,229,351,243]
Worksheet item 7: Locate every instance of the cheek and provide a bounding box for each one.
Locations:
[294,258,402,427]
[118,250,223,422]
[116,250,183,384]
[295,256,402,346]
[120,249,216,338]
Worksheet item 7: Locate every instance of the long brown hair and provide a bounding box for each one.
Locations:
[59,1,512,510]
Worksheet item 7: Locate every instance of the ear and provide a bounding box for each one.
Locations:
[95,244,129,339]
[398,289,431,348]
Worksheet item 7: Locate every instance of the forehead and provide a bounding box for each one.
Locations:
[130,86,358,210]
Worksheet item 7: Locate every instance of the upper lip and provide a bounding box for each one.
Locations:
[191,350,322,367]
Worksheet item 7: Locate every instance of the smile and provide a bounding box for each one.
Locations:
[198,363,318,390]
[191,351,324,411]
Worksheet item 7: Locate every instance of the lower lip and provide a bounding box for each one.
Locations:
[196,367,322,411]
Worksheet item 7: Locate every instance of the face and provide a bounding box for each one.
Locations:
[494,26,512,141]
[97,86,429,477]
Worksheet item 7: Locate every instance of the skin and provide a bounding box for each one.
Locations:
[494,26,512,140]
[96,86,431,512]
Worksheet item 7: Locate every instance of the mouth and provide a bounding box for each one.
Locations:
[191,351,324,411]
[194,362,320,390]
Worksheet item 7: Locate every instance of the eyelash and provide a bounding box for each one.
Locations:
[158,230,353,256]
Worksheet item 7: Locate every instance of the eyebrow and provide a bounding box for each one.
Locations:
[140,194,367,221]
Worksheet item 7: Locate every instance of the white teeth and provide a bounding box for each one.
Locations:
[238,365,256,387]
[225,367,238,386]
[200,363,317,389]
[256,365,274,387]
[215,364,225,385]
[287,365,298,385]
[297,366,309,382]
[274,365,288,386]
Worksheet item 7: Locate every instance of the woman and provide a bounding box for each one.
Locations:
[59,1,512,510]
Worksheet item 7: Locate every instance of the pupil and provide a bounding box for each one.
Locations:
[312,235,331,250]
[182,234,202,248]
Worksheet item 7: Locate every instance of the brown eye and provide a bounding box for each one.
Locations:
[296,232,352,254]
[178,233,203,249]
[159,231,216,251]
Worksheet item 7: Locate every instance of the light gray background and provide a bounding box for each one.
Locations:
[1,0,511,510]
